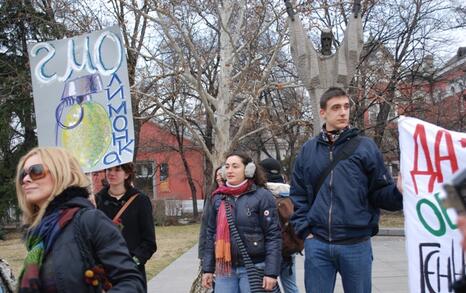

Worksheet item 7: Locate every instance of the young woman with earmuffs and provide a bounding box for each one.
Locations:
[201,152,282,293]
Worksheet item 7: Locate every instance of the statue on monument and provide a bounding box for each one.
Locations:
[285,0,364,134]
[320,28,333,56]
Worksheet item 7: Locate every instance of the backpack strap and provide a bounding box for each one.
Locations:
[313,135,363,197]
[112,193,139,224]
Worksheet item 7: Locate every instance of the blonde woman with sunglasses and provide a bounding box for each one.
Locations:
[15,147,144,293]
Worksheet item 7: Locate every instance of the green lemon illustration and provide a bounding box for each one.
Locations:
[61,101,111,169]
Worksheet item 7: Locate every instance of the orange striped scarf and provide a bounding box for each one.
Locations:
[213,179,253,275]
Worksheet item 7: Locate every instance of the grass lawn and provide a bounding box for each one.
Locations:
[0,223,201,281]
[145,223,200,279]
[380,210,404,228]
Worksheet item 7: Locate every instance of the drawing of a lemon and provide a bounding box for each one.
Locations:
[61,101,111,169]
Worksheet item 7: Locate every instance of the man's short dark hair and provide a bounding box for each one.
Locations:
[320,87,347,109]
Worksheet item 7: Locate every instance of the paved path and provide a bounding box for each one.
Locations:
[148,236,408,293]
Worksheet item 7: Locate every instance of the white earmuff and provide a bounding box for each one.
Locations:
[244,162,256,178]
[220,165,227,180]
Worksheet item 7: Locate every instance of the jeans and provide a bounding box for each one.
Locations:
[215,262,265,293]
[279,255,299,293]
[304,237,372,293]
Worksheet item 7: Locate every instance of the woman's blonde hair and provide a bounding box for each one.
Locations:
[15,147,90,227]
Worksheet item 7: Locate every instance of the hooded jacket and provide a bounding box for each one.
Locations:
[266,182,290,197]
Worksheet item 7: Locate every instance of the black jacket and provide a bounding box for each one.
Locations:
[202,184,282,277]
[198,194,212,260]
[290,128,403,242]
[40,187,144,292]
[96,187,157,265]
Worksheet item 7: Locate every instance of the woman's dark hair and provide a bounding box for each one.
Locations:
[213,165,225,189]
[105,162,135,190]
[225,151,267,187]
[120,162,135,190]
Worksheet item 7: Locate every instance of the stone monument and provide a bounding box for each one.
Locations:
[286,0,364,134]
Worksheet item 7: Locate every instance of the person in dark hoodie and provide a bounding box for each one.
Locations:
[15,147,144,292]
[96,162,157,291]
[260,158,299,293]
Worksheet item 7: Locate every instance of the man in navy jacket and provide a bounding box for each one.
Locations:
[290,87,403,293]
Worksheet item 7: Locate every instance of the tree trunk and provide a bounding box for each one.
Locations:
[214,1,236,166]
[179,152,199,218]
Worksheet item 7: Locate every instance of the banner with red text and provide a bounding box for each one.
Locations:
[399,116,465,293]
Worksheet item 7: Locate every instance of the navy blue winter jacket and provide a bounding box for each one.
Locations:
[290,128,403,242]
[202,184,282,277]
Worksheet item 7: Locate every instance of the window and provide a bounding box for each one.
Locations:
[388,106,398,121]
[386,161,399,179]
[462,94,466,113]
[135,161,155,198]
[160,163,169,182]
[136,161,155,178]
[450,86,457,99]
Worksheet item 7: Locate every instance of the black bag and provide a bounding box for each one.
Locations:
[224,199,281,293]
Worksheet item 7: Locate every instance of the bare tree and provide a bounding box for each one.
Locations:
[121,0,289,170]
[287,0,465,149]
[358,0,464,145]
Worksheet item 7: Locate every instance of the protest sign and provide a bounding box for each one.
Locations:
[28,25,134,172]
[399,116,465,292]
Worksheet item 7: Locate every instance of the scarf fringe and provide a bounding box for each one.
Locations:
[215,259,232,276]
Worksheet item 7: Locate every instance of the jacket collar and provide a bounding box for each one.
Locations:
[44,187,92,216]
[318,127,360,146]
[98,186,139,202]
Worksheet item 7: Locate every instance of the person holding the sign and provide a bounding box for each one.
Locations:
[457,215,466,251]
[290,87,403,293]
[96,163,157,291]
[15,147,144,292]
[453,216,466,292]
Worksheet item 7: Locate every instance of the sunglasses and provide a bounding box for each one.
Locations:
[19,164,49,184]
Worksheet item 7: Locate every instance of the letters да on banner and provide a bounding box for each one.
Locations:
[399,116,465,293]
